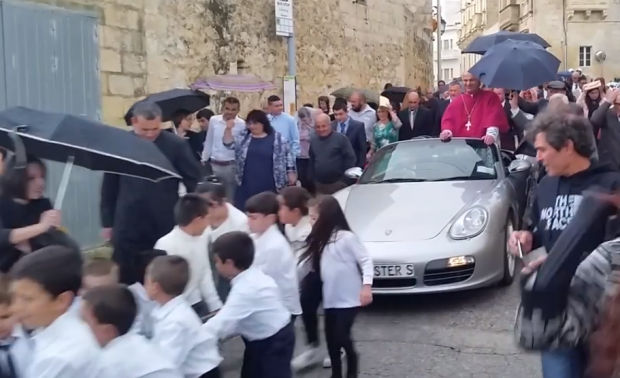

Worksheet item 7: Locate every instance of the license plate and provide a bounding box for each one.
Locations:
[374,264,415,278]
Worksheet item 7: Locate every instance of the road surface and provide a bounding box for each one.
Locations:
[219,278,541,378]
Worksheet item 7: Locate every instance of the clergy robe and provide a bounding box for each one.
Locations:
[441,89,508,139]
[101,130,202,284]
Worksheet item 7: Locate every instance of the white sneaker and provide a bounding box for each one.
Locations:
[292,347,322,371]
[322,349,345,369]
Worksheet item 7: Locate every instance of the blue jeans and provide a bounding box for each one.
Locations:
[541,348,584,378]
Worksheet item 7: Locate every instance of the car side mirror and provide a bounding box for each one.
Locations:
[508,159,531,174]
[345,167,363,179]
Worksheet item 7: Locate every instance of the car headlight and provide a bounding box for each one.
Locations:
[449,207,488,240]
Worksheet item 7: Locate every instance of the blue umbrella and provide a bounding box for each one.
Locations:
[463,31,550,55]
[469,40,561,90]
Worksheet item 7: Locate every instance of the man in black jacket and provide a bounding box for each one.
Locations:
[100,102,202,284]
[397,91,434,139]
[509,107,620,378]
[332,101,367,168]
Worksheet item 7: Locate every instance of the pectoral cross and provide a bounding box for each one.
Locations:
[465,117,472,131]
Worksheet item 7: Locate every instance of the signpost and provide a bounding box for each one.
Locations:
[275,0,297,114]
[275,0,294,37]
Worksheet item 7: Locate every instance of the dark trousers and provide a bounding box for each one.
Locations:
[300,271,322,346]
[296,158,314,193]
[199,367,221,378]
[241,322,295,378]
[325,307,359,378]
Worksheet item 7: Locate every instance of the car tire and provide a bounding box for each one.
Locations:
[500,215,516,286]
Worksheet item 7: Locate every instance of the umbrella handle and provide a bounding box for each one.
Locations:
[54,155,75,210]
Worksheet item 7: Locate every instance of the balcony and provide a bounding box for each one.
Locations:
[499,0,520,31]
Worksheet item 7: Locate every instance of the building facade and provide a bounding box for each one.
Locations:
[501,0,620,80]
[457,0,500,73]
[434,0,462,84]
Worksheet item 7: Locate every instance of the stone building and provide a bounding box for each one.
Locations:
[457,0,500,73]
[22,0,434,126]
[434,0,463,83]
[459,0,620,81]
[498,0,620,81]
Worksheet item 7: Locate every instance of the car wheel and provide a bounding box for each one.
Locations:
[500,215,516,286]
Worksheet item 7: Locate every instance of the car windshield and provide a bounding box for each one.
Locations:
[360,139,498,184]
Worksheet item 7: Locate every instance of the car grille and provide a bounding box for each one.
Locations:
[423,262,475,286]
[373,278,417,288]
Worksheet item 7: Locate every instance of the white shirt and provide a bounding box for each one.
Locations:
[151,296,221,377]
[129,282,157,338]
[205,203,249,241]
[284,217,313,281]
[26,312,100,378]
[69,285,156,338]
[284,216,312,256]
[201,115,246,162]
[252,225,302,315]
[349,104,377,142]
[320,230,373,309]
[155,227,222,311]
[203,267,291,341]
[6,327,29,377]
[92,333,182,378]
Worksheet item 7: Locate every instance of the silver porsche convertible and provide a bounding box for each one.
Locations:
[333,138,534,294]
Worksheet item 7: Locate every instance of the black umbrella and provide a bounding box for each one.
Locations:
[380,86,410,104]
[469,40,560,90]
[463,31,551,55]
[0,107,181,208]
[124,89,210,126]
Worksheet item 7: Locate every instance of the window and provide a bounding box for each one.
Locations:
[579,46,592,67]
[443,39,453,50]
[443,68,453,79]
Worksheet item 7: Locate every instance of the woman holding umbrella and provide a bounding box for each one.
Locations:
[223,110,296,209]
[0,155,61,271]
[370,97,402,156]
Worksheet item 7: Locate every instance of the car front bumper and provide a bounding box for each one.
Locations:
[366,229,506,294]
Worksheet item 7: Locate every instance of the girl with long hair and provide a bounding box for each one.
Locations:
[302,195,373,378]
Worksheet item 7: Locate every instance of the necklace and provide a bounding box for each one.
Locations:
[462,93,479,131]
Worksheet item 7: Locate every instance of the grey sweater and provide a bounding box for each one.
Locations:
[309,132,356,184]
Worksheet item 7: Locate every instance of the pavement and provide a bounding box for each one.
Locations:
[219,278,541,378]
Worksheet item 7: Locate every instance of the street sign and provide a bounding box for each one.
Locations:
[275,0,294,37]
[283,76,296,114]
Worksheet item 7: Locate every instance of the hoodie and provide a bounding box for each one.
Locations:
[530,164,620,252]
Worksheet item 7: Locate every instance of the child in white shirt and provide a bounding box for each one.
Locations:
[278,187,322,371]
[245,192,301,317]
[81,284,181,378]
[196,181,249,301]
[155,194,222,320]
[204,231,294,378]
[72,258,156,338]
[306,195,374,378]
[0,273,27,378]
[10,246,100,378]
[145,255,222,378]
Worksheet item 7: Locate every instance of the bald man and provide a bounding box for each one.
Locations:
[348,91,377,142]
[397,91,435,140]
[309,113,356,194]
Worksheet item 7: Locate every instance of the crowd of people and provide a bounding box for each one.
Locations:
[0,64,620,378]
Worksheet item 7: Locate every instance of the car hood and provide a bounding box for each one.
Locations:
[341,180,496,242]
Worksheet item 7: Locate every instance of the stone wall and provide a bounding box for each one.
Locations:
[26,0,433,124]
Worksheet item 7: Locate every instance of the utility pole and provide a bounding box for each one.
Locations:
[436,0,442,86]
[275,0,296,113]
[287,35,296,76]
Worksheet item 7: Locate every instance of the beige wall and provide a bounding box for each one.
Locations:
[26,0,434,126]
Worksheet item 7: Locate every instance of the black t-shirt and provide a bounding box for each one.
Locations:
[0,197,52,271]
